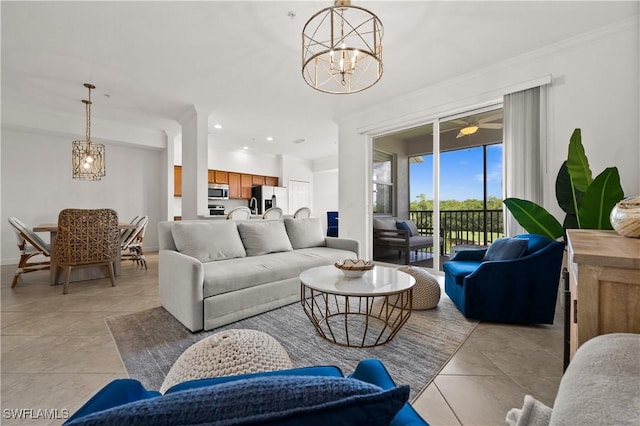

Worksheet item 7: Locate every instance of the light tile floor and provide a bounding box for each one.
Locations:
[1,253,564,425]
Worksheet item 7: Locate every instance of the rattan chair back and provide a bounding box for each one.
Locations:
[56,209,119,267]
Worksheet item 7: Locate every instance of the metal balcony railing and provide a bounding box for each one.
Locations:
[409,209,504,254]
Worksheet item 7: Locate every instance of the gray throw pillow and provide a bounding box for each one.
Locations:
[284,218,326,249]
[171,221,246,262]
[373,217,397,231]
[482,237,528,261]
[237,221,293,256]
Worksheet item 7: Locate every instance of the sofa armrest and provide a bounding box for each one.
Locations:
[325,237,360,258]
[158,249,205,332]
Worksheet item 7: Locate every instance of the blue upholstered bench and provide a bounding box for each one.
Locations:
[64,359,429,425]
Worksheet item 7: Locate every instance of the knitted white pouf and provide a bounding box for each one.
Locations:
[160,329,292,393]
[394,266,441,310]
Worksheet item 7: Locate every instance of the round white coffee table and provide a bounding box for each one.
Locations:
[299,265,415,348]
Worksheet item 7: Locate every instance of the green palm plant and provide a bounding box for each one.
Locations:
[503,129,625,240]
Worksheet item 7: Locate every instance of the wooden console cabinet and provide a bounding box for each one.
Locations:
[567,229,640,360]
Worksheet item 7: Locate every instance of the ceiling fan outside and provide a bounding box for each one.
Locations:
[453,112,503,138]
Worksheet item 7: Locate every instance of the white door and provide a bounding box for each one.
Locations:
[288,180,310,215]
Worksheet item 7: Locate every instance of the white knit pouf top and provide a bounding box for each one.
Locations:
[160,329,292,393]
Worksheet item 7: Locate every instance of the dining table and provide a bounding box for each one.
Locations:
[34,222,136,285]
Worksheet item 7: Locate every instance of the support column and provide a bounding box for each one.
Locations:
[161,130,178,221]
[179,106,210,220]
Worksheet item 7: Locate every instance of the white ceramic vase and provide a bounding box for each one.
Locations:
[610,195,640,238]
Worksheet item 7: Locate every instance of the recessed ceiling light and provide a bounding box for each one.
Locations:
[214,124,222,129]
[266,136,273,142]
[243,146,249,150]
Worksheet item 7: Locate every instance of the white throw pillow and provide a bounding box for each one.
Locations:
[171,221,246,262]
[237,221,293,256]
[284,217,326,249]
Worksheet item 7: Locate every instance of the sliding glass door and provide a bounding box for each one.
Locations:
[373,105,504,271]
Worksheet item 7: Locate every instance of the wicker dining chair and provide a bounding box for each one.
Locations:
[7,217,51,288]
[293,207,311,218]
[121,215,148,269]
[55,208,119,294]
[262,207,283,219]
[226,207,251,220]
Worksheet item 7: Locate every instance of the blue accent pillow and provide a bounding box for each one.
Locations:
[396,221,413,236]
[65,375,410,426]
[482,237,528,261]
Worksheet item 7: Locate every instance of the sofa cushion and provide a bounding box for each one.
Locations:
[373,217,397,231]
[482,237,528,261]
[66,376,409,426]
[171,221,246,262]
[284,217,326,249]
[202,247,357,297]
[237,221,293,256]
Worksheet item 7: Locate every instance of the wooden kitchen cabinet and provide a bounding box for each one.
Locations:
[208,170,229,184]
[252,175,266,186]
[241,174,252,199]
[228,172,241,199]
[174,166,182,196]
[265,176,279,186]
[567,229,640,360]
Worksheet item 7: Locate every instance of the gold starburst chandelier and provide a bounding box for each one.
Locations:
[302,0,383,94]
[72,83,105,181]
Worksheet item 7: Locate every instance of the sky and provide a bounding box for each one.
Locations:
[410,144,503,202]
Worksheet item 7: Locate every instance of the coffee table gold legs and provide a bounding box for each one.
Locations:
[300,284,413,347]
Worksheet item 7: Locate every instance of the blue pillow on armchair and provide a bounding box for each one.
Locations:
[65,375,409,426]
[482,237,528,261]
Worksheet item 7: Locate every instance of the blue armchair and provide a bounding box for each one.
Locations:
[64,359,428,426]
[443,234,564,324]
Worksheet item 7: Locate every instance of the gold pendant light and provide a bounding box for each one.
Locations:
[302,0,383,94]
[72,83,105,180]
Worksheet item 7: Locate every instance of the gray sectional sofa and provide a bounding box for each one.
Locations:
[158,217,360,332]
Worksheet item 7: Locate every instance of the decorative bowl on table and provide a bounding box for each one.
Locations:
[334,259,375,278]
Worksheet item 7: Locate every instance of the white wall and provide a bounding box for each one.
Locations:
[1,127,163,265]
[338,17,640,259]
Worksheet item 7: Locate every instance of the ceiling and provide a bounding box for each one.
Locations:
[1,1,636,161]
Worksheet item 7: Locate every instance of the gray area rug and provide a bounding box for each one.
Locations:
[106,296,478,399]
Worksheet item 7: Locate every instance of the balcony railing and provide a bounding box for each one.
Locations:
[409,209,504,254]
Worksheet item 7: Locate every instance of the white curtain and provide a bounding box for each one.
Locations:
[503,86,547,236]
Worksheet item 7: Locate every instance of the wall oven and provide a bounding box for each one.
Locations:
[208,183,229,200]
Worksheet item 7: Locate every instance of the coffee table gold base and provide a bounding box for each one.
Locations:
[301,284,413,348]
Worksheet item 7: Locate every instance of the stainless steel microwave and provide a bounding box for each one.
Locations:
[208,183,229,200]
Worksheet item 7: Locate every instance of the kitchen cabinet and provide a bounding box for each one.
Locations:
[241,174,252,199]
[228,173,241,199]
[208,170,229,184]
[567,229,640,360]
[265,176,278,186]
[174,166,182,197]
[252,175,266,186]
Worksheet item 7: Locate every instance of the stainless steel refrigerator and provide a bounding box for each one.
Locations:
[251,185,288,215]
